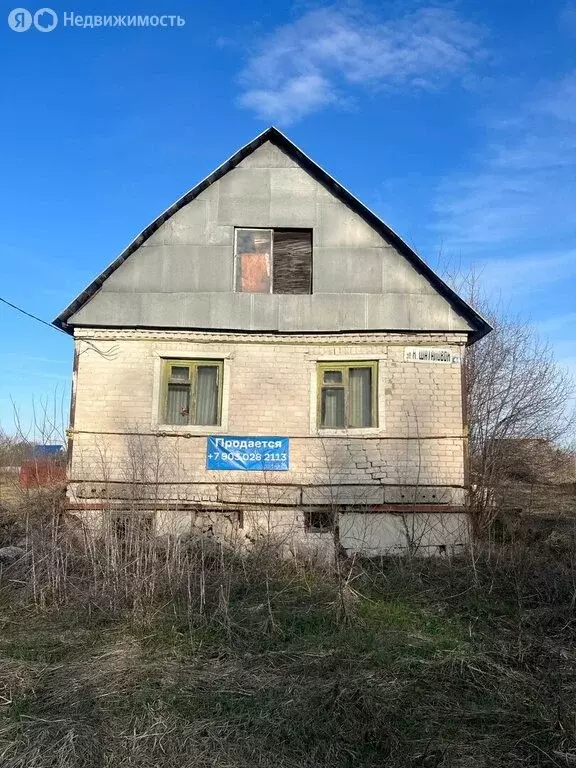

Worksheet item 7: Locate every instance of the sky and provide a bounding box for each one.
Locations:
[1,0,575,435]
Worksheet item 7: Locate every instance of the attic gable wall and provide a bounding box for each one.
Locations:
[68,141,474,334]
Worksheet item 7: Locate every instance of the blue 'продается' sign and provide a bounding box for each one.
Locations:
[206,436,289,471]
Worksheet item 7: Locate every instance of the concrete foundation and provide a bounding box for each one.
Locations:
[70,501,469,559]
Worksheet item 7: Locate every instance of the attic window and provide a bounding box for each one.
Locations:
[235,228,312,294]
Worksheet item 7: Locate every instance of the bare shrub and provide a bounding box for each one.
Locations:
[442,264,576,531]
[0,492,341,633]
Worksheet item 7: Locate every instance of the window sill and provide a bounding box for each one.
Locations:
[153,424,226,435]
[315,427,385,437]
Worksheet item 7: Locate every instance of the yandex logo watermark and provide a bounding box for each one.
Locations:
[8,7,57,31]
[7,8,185,31]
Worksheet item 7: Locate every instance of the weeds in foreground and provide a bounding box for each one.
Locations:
[1,503,576,767]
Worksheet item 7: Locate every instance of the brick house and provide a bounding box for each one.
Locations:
[54,127,490,556]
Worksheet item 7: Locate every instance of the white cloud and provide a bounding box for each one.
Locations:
[239,74,334,124]
[560,2,576,36]
[434,72,576,251]
[433,67,576,384]
[477,250,576,296]
[237,5,486,123]
[539,73,576,123]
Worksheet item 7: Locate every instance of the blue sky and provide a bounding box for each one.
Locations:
[1,0,575,433]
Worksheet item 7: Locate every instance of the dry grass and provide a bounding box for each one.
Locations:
[0,475,20,508]
[1,505,576,767]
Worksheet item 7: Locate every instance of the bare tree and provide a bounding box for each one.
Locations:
[443,264,576,531]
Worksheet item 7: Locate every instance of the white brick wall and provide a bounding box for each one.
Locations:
[69,329,468,500]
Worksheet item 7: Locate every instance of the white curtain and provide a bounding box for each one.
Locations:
[166,384,190,425]
[196,366,218,425]
[322,388,345,428]
[349,368,372,427]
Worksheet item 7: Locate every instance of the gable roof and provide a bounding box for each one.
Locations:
[53,126,491,343]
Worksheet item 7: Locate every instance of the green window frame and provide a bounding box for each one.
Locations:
[317,361,378,429]
[161,359,223,426]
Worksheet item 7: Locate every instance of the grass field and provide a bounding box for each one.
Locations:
[0,476,20,507]
[1,530,576,768]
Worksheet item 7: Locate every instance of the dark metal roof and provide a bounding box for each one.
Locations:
[53,126,491,343]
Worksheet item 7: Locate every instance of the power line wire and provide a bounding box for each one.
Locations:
[0,296,119,358]
[0,296,65,334]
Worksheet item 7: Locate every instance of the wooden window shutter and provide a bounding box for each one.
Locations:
[272,230,312,294]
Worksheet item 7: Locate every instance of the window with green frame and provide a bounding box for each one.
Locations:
[162,360,223,426]
[317,361,377,429]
